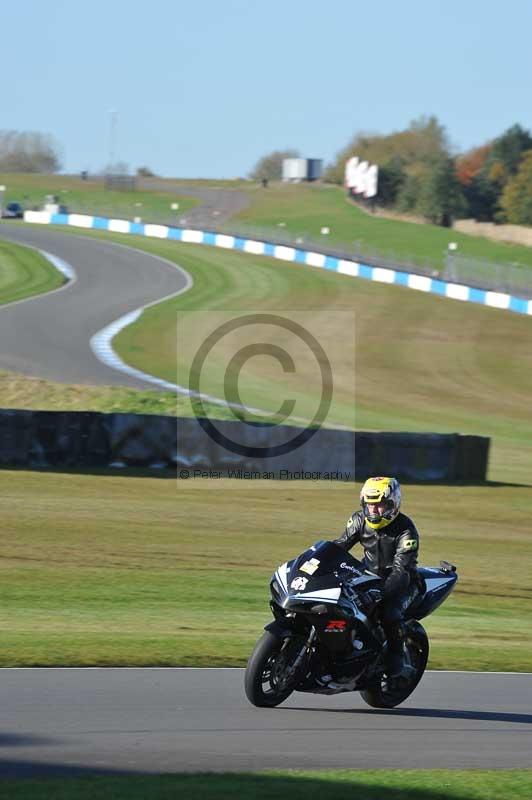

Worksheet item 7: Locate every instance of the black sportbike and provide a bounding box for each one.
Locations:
[245,540,457,709]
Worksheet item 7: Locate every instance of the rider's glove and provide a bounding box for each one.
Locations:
[358,589,381,615]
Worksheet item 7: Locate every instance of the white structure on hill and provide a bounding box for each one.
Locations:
[282,158,323,182]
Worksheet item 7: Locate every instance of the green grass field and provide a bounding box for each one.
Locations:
[1,469,531,671]
[5,172,532,273]
[236,182,532,273]
[2,223,532,486]
[0,172,199,224]
[28,225,528,487]
[0,369,232,417]
[5,219,532,483]
[0,238,65,305]
[2,223,532,489]
[1,194,531,673]
[1,770,531,800]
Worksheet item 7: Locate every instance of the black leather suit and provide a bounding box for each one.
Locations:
[334,510,421,666]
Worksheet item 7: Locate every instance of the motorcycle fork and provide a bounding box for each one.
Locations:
[282,627,316,678]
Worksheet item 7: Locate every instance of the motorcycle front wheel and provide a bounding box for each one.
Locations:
[244,631,305,707]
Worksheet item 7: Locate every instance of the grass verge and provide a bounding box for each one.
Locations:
[0,172,199,224]
[0,369,237,417]
[1,470,531,670]
[234,181,532,271]
[1,771,531,799]
[0,238,64,305]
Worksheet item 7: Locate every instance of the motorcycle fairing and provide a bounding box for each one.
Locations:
[410,566,458,620]
[274,540,457,622]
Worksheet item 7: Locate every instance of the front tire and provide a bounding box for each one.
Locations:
[360,621,429,709]
[244,631,303,707]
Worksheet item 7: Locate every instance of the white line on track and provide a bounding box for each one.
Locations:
[87,238,194,391]
[84,235,302,418]
[87,241,262,410]
[42,249,76,281]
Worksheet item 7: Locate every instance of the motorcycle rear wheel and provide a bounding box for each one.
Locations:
[360,622,429,709]
[244,631,304,707]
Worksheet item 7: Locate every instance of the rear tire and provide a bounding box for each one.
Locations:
[360,621,429,709]
[244,631,303,708]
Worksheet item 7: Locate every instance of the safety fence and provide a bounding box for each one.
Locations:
[0,410,490,482]
[208,222,532,300]
[22,210,532,315]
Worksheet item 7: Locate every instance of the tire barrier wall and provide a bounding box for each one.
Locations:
[22,210,532,316]
[0,410,490,482]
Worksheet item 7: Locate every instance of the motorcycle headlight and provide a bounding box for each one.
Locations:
[271,580,280,594]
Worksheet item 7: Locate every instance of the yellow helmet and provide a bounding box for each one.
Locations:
[360,476,401,530]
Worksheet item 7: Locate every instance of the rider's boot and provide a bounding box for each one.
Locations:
[385,623,414,684]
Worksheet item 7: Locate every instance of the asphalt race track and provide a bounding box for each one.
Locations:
[137,178,251,227]
[0,223,190,390]
[0,668,530,776]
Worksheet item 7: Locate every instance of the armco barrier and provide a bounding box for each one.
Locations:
[22,210,532,316]
[0,410,490,482]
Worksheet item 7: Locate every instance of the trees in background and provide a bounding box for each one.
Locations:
[0,131,61,172]
[327,119,532,227]
[325,116,449,186]
[249,149,300,181]
[417,156,466,227]
[325,116,465,225]
[500,151,532,225]
[136,165,157,177]
[457,125,532,222]
[456,144,495,221]
[489,123,532,178]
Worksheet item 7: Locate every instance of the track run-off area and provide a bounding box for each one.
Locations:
[0,668,530,775]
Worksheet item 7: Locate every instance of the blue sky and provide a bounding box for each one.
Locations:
[4,0,532,177]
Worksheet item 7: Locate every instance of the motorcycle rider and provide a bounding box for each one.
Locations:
[334,476,421,682]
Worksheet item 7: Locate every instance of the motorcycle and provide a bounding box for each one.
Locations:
[245,540,457,709]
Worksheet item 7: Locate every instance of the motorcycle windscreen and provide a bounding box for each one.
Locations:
[291,541,365,581]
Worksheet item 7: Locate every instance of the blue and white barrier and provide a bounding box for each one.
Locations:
[23,210,532,316]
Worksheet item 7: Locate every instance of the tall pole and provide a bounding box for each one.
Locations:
[108,109,118,173]
[0,185,5,218]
